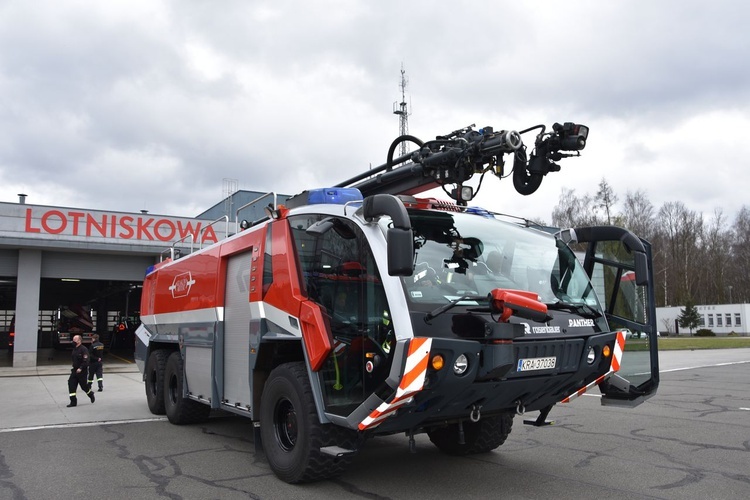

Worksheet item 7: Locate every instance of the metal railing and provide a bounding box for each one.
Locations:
[235,191,277,233]
[160,215,229,261]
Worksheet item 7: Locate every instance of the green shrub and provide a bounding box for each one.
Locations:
[695,329,716,337]
[728,331,739,337]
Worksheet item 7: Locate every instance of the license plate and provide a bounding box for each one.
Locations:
[517,356,556,371]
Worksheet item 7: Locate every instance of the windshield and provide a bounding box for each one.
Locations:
[384,209,603,314]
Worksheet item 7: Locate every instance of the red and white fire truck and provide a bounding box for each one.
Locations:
[135,122,660,483]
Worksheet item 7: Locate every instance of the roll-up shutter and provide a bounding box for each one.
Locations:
[41,252,155,281]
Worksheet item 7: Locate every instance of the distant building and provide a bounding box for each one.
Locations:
[197,190,291,226]
[656,304,749,336]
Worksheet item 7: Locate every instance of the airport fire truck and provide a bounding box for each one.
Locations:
[54,304,95,348]
[135,121,660,483]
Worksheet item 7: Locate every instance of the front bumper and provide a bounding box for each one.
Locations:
[364,331,617,434]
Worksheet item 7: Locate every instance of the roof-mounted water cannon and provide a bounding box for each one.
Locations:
[554,122,588,151]
[489,289,549,323]
[337,120,589,204]
[512,121,589,196]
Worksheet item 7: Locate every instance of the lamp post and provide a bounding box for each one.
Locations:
[728,285,733,304]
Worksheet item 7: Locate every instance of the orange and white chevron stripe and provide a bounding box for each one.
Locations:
[358,337,432,430]
[561,330,626,404]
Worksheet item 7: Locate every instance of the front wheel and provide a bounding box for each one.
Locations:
[260,362,357,483]
[164,352,210,425]
[428,411,514,455]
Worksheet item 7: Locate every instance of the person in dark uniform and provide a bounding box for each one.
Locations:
[88,333,104,392]
[67,334,95,407]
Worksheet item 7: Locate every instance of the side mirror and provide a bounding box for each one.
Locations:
[387,228,414,276]
[634,252,648,286]
[363,194,414,276]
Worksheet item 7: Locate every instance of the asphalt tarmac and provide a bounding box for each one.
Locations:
[0,348,748,499]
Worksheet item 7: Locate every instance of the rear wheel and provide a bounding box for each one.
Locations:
[260,362,358,483]
[145,350,167,415]
[428,411,514,455]
[164,352,211,425]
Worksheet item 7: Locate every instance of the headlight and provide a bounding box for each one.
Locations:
[453,354,469,375]
[586,346,596,365]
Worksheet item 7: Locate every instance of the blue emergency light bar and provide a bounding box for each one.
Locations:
[285,187,363,209]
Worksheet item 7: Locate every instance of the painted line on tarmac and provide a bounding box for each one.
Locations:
[0,417,168,434]
[660,359,750,373]
[580,359,750,398]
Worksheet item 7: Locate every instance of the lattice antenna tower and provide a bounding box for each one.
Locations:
[393,64,412,157]
[223,178,239,221]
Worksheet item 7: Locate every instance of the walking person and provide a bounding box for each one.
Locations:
[67,334,95,407]
[88,333,104,392]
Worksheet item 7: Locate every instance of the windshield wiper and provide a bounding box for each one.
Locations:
[424,294,486,323]
[545,301,602,318]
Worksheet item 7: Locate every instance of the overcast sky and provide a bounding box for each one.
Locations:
[2,0,749,226]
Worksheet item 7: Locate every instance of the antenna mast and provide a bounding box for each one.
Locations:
[393,64,411,157]
[223,178,239,221]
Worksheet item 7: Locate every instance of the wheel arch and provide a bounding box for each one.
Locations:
[253,339,306,419]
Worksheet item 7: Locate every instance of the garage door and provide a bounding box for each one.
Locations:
[41,252,155,281]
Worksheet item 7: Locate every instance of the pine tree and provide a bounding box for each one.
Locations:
[677,300,701,335]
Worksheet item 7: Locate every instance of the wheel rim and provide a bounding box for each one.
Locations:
[273,397,298,452]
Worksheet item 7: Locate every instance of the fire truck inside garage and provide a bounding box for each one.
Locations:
[0,275,143,361]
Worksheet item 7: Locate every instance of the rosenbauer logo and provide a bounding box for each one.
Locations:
[23,208,218,244]
[169,272,195,299]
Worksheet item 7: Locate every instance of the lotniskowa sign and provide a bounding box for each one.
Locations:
[0,202,223,249]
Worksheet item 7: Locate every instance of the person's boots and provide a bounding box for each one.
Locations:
[88,390,96,403]
[98,381,103,392]
[67,396,77,407]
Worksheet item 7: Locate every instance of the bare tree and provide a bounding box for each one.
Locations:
[657,201,704,305]
[595,178,618,225]
[701,209,733,304]
[551,188,599,228]
[621,189,656,242]
[730,206,750,304]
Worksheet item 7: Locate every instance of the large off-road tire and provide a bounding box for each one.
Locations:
[164,352,211,425]
[428,411,514,455]
[145,350,167,415]
[260,362,358,483]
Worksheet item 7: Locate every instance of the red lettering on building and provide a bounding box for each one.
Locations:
[23,209,217,245]
[154,219,176,241]
[86,213,107,237]
[24,208,40,233]
[41,210,66,234]
[68,212,85,236]
[137,218,154,240]
[201,225,218,244]
[118,216,135,239]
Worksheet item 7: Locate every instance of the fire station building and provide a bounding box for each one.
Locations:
[0,191,283,369]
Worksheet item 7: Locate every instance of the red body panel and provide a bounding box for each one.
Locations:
[146,247,222,315]
[141,216,334,369]
[262,219,304,317]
